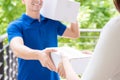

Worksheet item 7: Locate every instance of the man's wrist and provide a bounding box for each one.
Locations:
[71,21,78,24]
[33,50,42,60]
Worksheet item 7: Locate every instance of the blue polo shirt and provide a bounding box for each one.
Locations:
[7,14,66,80]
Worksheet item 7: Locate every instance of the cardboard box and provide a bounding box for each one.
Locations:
[40,0,80,22]
[51,47,92,75]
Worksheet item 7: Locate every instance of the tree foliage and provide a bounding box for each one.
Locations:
[0,0,25,34]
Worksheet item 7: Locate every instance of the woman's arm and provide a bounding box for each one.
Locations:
[81,18,120,80]
[62,56,80,80]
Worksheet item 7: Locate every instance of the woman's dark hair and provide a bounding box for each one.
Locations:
[113,0,120,12]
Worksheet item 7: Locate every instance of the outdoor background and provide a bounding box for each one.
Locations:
[0,0,118,51]
[0,0,119,80]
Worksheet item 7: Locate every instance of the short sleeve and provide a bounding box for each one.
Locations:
[7,22,23,42]
[56,21,67,36]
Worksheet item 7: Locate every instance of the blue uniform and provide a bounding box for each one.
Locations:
[7,14,66,80]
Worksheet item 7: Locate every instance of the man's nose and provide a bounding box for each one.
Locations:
[34,0,40,3]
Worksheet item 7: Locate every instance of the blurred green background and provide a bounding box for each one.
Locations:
[0,0,118,51]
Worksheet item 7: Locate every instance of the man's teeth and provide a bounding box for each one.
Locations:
[32,3,40,5]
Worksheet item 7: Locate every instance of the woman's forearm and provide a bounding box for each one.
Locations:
[62,58,80,80]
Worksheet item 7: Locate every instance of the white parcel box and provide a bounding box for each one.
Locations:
[51,47,92,75]
[40,0,80,22]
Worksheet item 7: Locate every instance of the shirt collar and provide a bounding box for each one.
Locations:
[21,13,47,25]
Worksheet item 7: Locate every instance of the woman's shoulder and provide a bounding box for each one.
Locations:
[108,16,120,25]
[111,15,120,20]
[103,16,120,29]
[101,16,120,36]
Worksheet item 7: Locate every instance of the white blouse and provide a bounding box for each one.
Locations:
[81,16,120,80]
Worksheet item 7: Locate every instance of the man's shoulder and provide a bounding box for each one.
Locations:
[10,18,23,25]
[7,18,24,30]
[10,17,24,25]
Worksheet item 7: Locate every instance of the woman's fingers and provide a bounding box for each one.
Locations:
[58,62,66,78]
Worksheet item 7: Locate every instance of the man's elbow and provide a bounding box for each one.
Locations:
[10,44,21,58]
[11,48,19,57]
[72,34,80,39]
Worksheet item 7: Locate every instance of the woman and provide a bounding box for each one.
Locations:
[62,0,120,80]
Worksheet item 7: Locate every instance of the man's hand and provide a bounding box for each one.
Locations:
[38,48,57,72]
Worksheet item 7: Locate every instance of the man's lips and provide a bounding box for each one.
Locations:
[31,3,40,6]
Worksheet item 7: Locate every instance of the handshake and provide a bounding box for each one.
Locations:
[38,47,92,78]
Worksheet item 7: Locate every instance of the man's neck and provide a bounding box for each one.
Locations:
[26,10,40,20]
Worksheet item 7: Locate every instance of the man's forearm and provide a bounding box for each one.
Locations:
[10,37,41,60]
[70,21,80,38]
[10,37,57,71]
[11,43,40,60]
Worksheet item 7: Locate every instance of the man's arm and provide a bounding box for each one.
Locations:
[62,21,80,39]
[10,37,56,71]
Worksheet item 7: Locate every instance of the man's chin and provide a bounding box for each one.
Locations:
[32,9,41,12]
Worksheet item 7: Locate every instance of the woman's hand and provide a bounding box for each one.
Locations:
[38,48,57,72]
